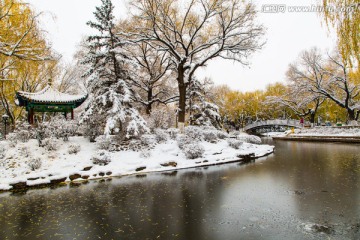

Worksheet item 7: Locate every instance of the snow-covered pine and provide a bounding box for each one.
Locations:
[80,0,148,140]
[187,78,222,129]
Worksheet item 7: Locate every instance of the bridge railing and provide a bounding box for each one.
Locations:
[244,119,303,131]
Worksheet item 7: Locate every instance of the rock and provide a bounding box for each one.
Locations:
[237,153,255,161]
[50,177,67,184]
[69,174,81,181]
[81,175,89,179]
[106,171,112,176]
[160,162,177,167]
[99,172,105,176]
[82,166,92,171]
[162,171,178,176]
[10,182,27,190]
[136,166,146,172]
[27,177,39,181]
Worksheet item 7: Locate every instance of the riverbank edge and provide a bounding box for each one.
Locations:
[0,149,274,194]
[273,135,360,143]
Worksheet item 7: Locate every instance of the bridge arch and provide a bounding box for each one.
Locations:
[244,119,303,133]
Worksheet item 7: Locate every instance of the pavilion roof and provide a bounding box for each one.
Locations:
[16,85,88,105]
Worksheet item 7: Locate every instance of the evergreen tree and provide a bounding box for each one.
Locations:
[80,0,148,141]
[187,78,222,129]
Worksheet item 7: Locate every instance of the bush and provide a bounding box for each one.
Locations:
[28,157,42,171]
[140,134,157,146]
[227,139,243,149]
[237,135,262,144]
[176,135,194,150]
[0,144,5,159]
[43,138,59,151]
[203,130,218,142]
[96,135,112,150]
[185,126,204,140]
[182,143,205,159]
[216,130,228,139]
[16,130,31,143]
[154,129,168,143]
[91,150,111,166]
[128,139,142,151]
[6,133,18,147]
[68,144,81,154]
[20,146,30,158]
[167,128,180,140]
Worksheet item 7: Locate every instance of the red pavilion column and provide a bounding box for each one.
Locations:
[71,109,74,120]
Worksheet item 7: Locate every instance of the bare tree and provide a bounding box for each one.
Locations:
[121,0,265,130]
[288,48,360,121]
[126,42,178,114]
[266,85,325,124]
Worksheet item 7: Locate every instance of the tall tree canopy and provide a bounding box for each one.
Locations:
[81,0,148,140]
[321,0,359,65]
[0,0,55,125]
[122,0,265,130]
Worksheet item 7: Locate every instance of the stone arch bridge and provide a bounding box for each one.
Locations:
[244,119,303,134]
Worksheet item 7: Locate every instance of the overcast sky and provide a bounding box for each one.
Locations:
[26,0,337,92]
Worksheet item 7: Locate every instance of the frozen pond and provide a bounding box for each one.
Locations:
[0,139,359,239]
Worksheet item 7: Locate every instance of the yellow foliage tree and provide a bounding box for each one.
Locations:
[321,0,360,65]
[0,0,56,126]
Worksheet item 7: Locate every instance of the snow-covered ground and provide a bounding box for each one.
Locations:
[261,132,286,137]
[288,127,360,137]
[0,136,274,191]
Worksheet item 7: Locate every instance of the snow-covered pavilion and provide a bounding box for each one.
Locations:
[16,85,88,124]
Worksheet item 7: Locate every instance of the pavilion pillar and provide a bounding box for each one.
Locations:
[29,108,34,125]
[64,112,67,120]
[71,109,74,120]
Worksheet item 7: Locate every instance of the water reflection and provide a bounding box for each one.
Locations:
[0,140,359,239]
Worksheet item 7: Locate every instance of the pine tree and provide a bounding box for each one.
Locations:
[80,0,148,140]
[187,78,222,129]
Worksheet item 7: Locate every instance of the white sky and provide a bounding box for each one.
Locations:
[25,0,337,92]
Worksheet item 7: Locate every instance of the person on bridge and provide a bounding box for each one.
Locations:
[300,118,304,127]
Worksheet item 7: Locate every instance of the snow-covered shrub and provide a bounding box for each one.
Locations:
[16,130,31,143]
[227,139,243,149]
[216,130,228,139]
[140,149,151,158]
[28,157,42,171]
[68,144,81,154]
[203,130,218,142]
[167,128,180,140]
[0,144,6,160]
[128,139,142,151]
[154,129,168,143]
[237,135,262,144]
[182,142,205,159]
[96,135,112,150]
[42,138,59,151]
[6,133,18,147]
[20,146,30,158]
[229,131,241,138]
[91,150,111,166]
[177,135,194,150]
[185,126,204,140]
[140,134,157,147]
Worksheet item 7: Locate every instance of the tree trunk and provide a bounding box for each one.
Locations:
[177,65,186,132]
[348,109,356,121]
[310,113,315,124]
[146,88,153,115]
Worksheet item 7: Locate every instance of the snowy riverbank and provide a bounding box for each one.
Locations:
[0,135,274,191]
